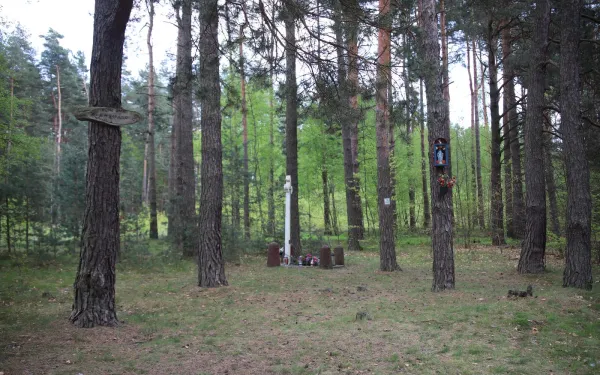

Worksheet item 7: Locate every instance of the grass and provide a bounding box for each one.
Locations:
[0,238,599,374]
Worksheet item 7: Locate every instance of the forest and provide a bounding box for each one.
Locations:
[0,0,600,371]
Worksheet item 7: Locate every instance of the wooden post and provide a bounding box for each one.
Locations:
[267,242,280,267]
[320,245,332,269]
[334,246,345,266]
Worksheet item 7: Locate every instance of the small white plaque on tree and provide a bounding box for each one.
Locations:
[384,198,391,206]
[74,106,143,126]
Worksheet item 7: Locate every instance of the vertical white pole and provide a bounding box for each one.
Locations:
[284,175,292,262]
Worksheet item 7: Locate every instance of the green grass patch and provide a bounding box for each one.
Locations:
[0,240,599,375]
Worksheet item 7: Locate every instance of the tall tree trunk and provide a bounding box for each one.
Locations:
[440,0,450,104]
[377,0,399,272]
[172,0,196,256]
[146,0,158,239]
[334,0,354,246]
[405,35,416,230]
[518,0,549,274]
[421,0,454,291]
[322,167,332,235]
[267,1,276,239]
[502,24,525,239]
[501,24,514,238]
[471,39,485,229]
[330,184,339,235]
[486,22,505,246]
[341,0,365,249]
[5,78,13,253]
[56,65,62,174]
[466,39,478,229]
[240,22,250,241]
[480,49,489,130]
[70,0,133,328]
[198,0,227,287]
[419,78,430,228]
[560,0,591,288]
[543,119,561,237]
[284,0,301,255]
[25,195,29,254]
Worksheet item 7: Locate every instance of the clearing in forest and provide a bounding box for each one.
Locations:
[1,240,599,375]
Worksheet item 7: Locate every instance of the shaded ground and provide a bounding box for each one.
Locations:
[1,243,599,374]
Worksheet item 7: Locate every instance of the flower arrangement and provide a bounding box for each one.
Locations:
[437,174,456,188]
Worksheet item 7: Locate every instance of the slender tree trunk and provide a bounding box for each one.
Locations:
[146,0,158,239]
[70,0,133,327]
[502,24,525,239]
[335,0,357,248]
[421,0,454,291]
[440,0,450,104]
[404,36,416,230]
[377,0,399,271]
[198,0,227,287]
[322,167,332,235]
[5,198,10,254]
[419,78,430,228]
[388,83,398,232]
[543,119,561,237]
[501,24,514,238]
[172,0,195,256]
[5,78,13,254]
[268,84,275,238]
[471,39,485,229]
[486,23,505,246]
[341,0,365,248]
[240,22,250,241]
[466,39,478,229]
[267,2,276,239]
[330,184,339,235]
[518,0,549,274]
[284,0,301,255]
[56,65,62,174]
[560,0,592,289]
[480,49,489,130]
[25,195,29,254]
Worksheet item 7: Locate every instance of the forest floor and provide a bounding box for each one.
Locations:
[1,238,599,375]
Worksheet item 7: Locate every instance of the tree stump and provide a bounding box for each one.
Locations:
[320,245,332,269]
[334,246,344,266]
[267,242,280,267]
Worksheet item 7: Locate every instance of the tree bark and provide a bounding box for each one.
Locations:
[471,39,485,229]
[267,1,276,239]
[284,0,301,255]
[172,0,196,256]
[560,0,592,289]
[518,0,549,274]
[501,24,514,239]
[502,24,525,239]
[466,39,478,230]
[419,78,430,228]
[421,0,454,291]
[70,0,133,328]
[240,22,250,241]
[56,65,62,175]
[198,0,227,287]
[322,167,332,235]
[543,119,561,237]
[486,22,505,246]
[405,35,416,230]
[341,0,365,248]
[376,0,399,272]
[146,0,158,240]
